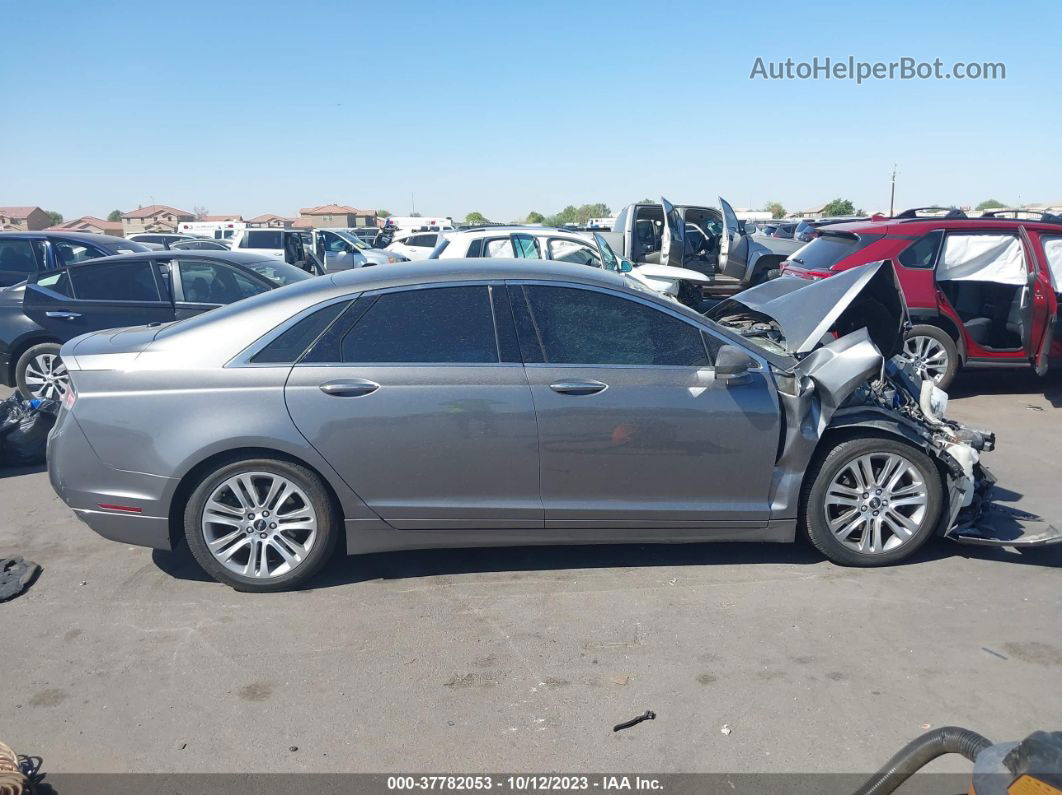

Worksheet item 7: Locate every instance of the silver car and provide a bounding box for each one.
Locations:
[47,259,1038,592]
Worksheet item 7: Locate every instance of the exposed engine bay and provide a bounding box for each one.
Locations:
[708,260,1060,548]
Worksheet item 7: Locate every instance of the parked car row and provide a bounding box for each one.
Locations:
[780,207,1062,388]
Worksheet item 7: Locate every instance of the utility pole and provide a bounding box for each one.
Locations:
[889,164,897,216]
[410,192,415,215]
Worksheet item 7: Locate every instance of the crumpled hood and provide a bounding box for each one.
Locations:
[707,260,908,357]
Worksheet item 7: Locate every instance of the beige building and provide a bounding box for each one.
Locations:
[297,204,377,228]
[120,204,195,236]
[45,216,124,236]
[0,206,52,231]
[246,213,294,229]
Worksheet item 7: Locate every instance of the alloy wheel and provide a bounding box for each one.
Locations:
[823,452,929,555]
[201,472,319,579]
[902,335,949,384]
[23,353,69,400]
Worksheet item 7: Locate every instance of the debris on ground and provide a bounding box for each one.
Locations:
[609,674,630,686]
[0,557,41,603]
[721,724,733,736]
[613,710,656,733]
[0,395,58,467]
[0,739,27,795]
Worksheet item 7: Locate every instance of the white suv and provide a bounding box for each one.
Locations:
[385,231,443,260]
[431,227,709,306]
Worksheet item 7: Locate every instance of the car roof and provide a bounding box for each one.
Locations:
[330,257,626,291]
[0,230,140,247]
[60,250,283,268]
[819,215,1062,237]
[448,227,589,239]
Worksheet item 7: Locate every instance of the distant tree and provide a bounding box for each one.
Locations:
[822,198,856,217]
[543,202,611,227]
[976,199,1006,210]
[45,210,63,225]
[526,211,545,224]
[410,212,422,217]
[465,211,489,225]
[107,209,122,222]
[639,198,654,204]
[193,205,209,220]
[377,209,392,218]
[764,201,786,219]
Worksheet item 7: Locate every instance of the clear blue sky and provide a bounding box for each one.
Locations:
[3,0,1060,221]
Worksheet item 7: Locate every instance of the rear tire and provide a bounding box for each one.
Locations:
[15,342,67,401]
[901,325,959,389]
[802,436,943,567]
[184,457,338,591]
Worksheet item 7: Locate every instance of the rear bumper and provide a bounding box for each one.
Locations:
[48,411,176,550]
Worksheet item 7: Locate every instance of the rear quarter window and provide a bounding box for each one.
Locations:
[788,232,884,270]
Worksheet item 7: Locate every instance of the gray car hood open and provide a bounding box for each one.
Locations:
[707,260,908,357]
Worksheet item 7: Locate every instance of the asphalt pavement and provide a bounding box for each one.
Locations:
[0,372,1059,775]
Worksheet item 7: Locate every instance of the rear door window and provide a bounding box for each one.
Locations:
[304,286,498,364]
[244,230,282,249]
[69,259,163,301]
[1040,234,1062,289]
[0,238,46,275]
[36,269,74,297]
[511,234,540,259]
[484,238,514,257]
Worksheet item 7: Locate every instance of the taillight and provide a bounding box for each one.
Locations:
[62,383,77,411]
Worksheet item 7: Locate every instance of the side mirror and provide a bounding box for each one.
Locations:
[714,345,756,384]
[619,259,633,273]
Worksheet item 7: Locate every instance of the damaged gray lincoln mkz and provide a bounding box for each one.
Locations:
[47,258,1059,591]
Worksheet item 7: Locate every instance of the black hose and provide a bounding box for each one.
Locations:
[853,726,993,795]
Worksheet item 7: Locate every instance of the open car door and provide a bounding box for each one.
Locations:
[659,197,685,268]
[1029,232,1059,375]
[718,196,742,278]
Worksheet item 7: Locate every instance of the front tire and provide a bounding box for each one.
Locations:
[183,457,337,591]
[901,325,959,389]
[16,342,68,401]
[802,437,943,567]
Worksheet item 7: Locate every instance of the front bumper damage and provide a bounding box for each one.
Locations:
[947,464,1062,547]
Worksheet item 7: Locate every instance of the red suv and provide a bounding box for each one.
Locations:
[779,208,1061,388]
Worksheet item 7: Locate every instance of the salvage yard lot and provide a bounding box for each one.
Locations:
[0,373,1059,775]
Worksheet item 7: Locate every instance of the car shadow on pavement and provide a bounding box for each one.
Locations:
[152,532,1059,590]
[0,463,46,479]
[948,368,1062,406]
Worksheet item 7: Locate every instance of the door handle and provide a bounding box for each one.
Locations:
[45,311,81,319]
[319,378,379,397]
[549,379,608,396]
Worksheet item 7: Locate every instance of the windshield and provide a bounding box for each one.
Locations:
[245,260,313,286]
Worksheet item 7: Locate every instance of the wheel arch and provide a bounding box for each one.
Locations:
[166,446,347,553]
[745,252,786,285]
[907,313,966,364]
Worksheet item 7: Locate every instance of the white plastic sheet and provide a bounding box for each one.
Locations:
[1042,236,1062,289]
[938,233,1026,285]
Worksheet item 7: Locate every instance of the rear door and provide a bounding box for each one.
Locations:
[659,197,686,268]
[1029,230,1061,374]
[718,196,742,278]
[23,258,176,339]
[284,284,542,529]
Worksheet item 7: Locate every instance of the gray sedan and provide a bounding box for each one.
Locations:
[48,259,1025,591]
